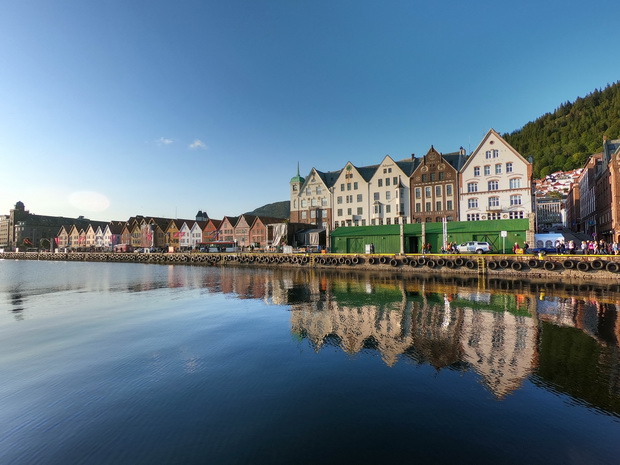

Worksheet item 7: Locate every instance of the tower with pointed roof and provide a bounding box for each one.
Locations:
[289,163,305,222]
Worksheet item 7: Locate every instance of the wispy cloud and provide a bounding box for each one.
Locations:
[189,139,207,150]
[156,137,174,146]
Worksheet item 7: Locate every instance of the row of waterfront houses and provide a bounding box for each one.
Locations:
[0,204,293,251]
[290,129,535,230]
[55,213,293,251]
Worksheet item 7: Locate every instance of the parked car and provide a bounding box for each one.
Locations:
[456,241,492,254]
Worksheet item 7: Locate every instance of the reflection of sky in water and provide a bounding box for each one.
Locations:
[1,261,620,464]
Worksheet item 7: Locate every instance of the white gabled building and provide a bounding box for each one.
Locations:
[459,129,533,222]
[290,167,340,229]
[368,156,416,225]
[333,162,376,227]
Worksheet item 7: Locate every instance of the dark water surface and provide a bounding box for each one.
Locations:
[1,260,619,464]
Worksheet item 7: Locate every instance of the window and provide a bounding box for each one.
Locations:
[488,180,499,191]
[316,186,322,194]
[386,205,391,213]
[337,196,343,204]
[301,200,307,208]
[430,173,436,181]
[485,151,492,159]
[425,202,432,212]
[435,185,442,197]
[301,211,307,219]
[488,212,500,220]
[484,165,491,176]
[495,164,502,174]
[474,167,480,176]
[446,200,453,210]
[439,172,445,180]
[467,213,480,221]
[374,205,381,214]
[347,208,352,215]
[436,201,442,211]
[509,178,521,189]
[393,176,398,185]
[357,194,363,202]
[422,174,427,182]
[306,188,311,195]
[386,178,390,186]
[374,192,380,201]
[446,184,453,196]
[415,188,421,199]
[311,210,316,218]
[425,187,432,197]
[415,203,421,212]
[347,183,351,191]
[386,191,391,200]
[467,182,478,193]
[386,218,391,225]
[489,196,500,207]
[493,149,499,158]
[353,182,358,190]
[506,162,513,173]
[321,198,328,206]
[337,209,342,216]
[510,195,522,206]
[357,207,363,215]
[340,184,344,192]
[468,198,478,209]
[509,211,524,219]
[378,179,383,187]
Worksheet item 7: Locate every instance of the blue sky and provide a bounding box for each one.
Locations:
[1,0,619,222]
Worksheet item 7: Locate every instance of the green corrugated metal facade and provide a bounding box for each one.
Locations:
[330,219,530,254]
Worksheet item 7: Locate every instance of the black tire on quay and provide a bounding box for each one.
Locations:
[591,259,605,270]
[465,260,476,269]
[487,261,498,270]
[543,261,556,271]
[563,259,576,269]
[606,262,619,273]
[511,261,523,271]
[389,258,399,267]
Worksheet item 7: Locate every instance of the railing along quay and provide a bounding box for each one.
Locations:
[3,251,620,280]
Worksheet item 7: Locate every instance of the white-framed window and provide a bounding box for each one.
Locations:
[506,162,513,173]
[468,198,478,209]
[311,210,316,218]
[357,194,363,202]
[509,178,521,189]
[467,182,478,193]
[485,151,492,159]
[378,179,383,187]
[311,198,318,206]
[446,200,453,210]
[446,184,453,196]
[415,203,421,212]
[321,198,328,206]
[489,196,500,207]
[301,211,307,219]
[386,191,391,201]
[488,180,499,191]
[425,187,431,197]
[425,202,432,212]
[386,178,391,186]
[495,164,502,174]
[347,208,352,215]
[337,209,343,216]
[467,213,480,221]
[435,185,442,196]
[353,182,358,190]
[436,201,442,211]
[316,186,322,194]
[509,211,524,219]
[484,165,491,176]
[474,167,480,176]
[510,195,522,206]
[357,207,363,215]
[386,205,391,213]
[415,188,421,199]
[374,192,380,200]
[301,200,307,208]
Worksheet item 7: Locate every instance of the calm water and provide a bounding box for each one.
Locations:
[1,260,619,464]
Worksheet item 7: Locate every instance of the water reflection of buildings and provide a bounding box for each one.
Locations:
[158,266,620,408]
[289,281,539,398]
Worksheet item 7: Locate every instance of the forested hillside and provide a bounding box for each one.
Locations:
[503,82,620,178]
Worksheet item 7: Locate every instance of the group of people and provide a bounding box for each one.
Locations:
[440,242,460,254]
[578,239,619,255]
